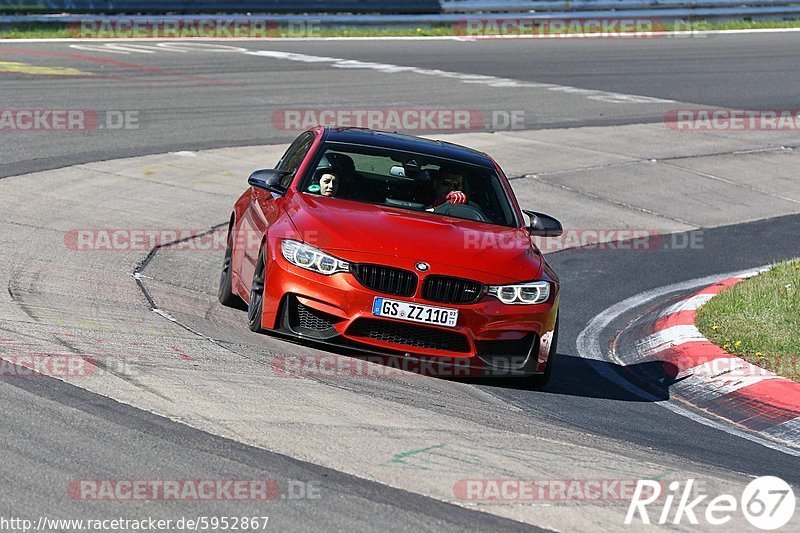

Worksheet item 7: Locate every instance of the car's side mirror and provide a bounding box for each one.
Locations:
[248,169,290,195]
[523,210,563,237]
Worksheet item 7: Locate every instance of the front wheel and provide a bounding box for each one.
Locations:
[219,224,245,309]
[247,245,267,332]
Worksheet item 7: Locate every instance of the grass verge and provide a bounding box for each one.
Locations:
[1,19,800,39]
[696,260,800,382]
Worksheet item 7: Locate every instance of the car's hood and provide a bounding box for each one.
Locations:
[284,193,542,283]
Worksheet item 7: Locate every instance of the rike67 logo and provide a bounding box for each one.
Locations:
[626,477,796,530]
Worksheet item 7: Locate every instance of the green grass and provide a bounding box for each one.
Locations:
[0,23,71,39]
[696,260,800,382]
[673,19,800,31]
[1,19,800,39]
[317,26,455,38]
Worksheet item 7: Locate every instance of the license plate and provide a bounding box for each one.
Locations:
[372,297,458,328]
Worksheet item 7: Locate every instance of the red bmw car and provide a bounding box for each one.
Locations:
[219,127,562,384]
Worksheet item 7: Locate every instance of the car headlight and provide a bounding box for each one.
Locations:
[280,240,349,275]
[487,281,550,305]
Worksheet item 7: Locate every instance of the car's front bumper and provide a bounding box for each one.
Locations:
[260,246,559,375]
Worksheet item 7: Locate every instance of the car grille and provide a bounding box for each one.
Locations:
[296,301,337,332]
[422,275,484,304]
[347,318,470,353]
[352,264,417,297]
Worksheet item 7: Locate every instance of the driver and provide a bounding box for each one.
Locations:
[432,167,467,207]
[319,172,339,197]
[307,152,355,198]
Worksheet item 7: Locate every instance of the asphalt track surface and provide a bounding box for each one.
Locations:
[2,32,800,177]
[1,34,799,531]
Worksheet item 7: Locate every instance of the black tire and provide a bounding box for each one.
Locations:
[218,223,245,309]
[530,315,559,388]
[247,245,267,333]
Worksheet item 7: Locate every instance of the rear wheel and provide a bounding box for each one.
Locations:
[530,315,558,388]
[218,223,245,309]
[247,245,267,332]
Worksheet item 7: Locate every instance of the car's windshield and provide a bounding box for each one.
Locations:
[300,142,517,227]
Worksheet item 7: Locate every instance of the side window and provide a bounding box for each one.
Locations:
[276,132,314,189]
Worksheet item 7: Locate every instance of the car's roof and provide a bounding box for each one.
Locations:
[322,127,495,168]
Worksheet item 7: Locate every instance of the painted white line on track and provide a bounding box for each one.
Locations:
[245,49,675,103]
[61,40,674,104]
[70,43,159,54]
[68,44,134,54]
[246,49,549,88]
[68,42,249,54]
[576,265,800,456]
